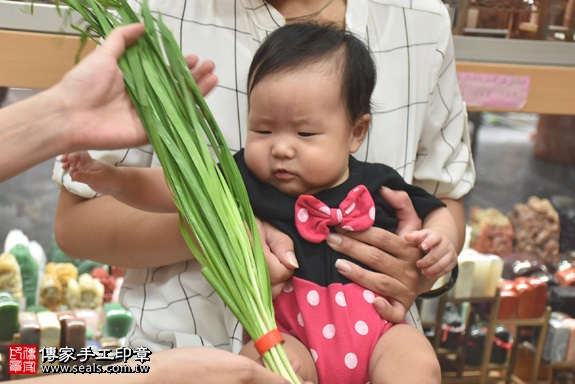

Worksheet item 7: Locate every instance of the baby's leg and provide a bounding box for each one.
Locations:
[240,333,318,384]
[369,324,440,384]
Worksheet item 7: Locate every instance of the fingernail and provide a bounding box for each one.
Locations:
[326,233,342,245]
[286,251,299,268]
[374,298,386,312]
[380,186,390,191]
[335,259,352,274]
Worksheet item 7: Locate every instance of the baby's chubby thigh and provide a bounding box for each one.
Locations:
[369,324,441,384]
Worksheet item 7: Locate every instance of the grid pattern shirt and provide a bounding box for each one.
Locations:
[52,0,475,353]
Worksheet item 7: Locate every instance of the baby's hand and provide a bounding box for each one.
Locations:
[60,151,117,195]
[404,229,457,280]
[61,151,97,183]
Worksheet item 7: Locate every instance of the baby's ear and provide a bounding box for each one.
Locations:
[350,114,371,153]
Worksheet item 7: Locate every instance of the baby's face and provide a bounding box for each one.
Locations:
[245,66,361,197]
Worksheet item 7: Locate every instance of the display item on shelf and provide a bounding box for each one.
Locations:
[39,271,63,311]
[555,259,575,287]
[439,302,464,350]
[0,253,23,304]
[57,311,86,354]
[508,196,561,266]
[453,257,475,298]
[37,311,61,350]
[564,318,575,363]
[491,325,513,365]
[101,302,133,339]
[456,249,503,298]
[9,244,39,308]
[548,285,575,318]
[469,207,515,257]
[551,195,575,254]
[502,252,552,280]
[465,316,487,366]
[0,291,19,342]
[91,267,116,303]
[497,277,548,320]
[18,311,40,346]
[66,273,105,310]
[543,311,573,363]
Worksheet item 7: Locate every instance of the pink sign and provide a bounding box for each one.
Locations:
[457,72,531,110]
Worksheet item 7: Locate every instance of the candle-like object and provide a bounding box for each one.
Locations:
[102,302,133,339]
[453,259,475,298]
[0,291,19,341]
[18,311,40,346]
[37,311,61,350]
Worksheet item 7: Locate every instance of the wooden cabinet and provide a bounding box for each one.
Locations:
[428,291,552,383]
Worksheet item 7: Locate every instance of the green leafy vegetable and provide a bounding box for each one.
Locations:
[56,0,298,381]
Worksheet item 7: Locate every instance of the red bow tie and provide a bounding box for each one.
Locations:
[294,185,375,243]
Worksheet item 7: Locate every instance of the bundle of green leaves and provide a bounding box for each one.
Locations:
[56,0,298,381]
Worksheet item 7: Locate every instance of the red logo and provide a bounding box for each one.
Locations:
[9,345,38,374]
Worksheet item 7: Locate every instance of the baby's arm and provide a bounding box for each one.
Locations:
[403,207,458,280]
[61,152,177,213]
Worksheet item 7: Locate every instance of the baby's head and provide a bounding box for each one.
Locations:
[245,22,376,197]
[248,22,376,126]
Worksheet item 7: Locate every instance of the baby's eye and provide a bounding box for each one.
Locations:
[255,130,271,134]
[298,132,316,137]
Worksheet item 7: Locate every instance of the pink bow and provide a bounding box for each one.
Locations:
[295,185,376,243]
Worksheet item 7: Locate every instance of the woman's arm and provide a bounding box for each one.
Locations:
[55,190,193,267]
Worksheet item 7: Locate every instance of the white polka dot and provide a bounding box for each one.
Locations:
[282,280,293,293]
[341,225,354,231]
[345,353,358,369]
[310,349,318,362]
[307,290,320,306]
[335,292,347,307]
[363,290,375,303]
[319,206,330,215]
[297,312,304,327]
[336,209,343,223]
[369,206,375,221]
[297,208,309,223]
[355,320,369,335]
[344,202,356,215]
[322,324,336,339]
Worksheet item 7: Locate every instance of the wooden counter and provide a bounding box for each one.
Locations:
[1,29,575,115]
[456,61,575,115]
[0,29,96,90]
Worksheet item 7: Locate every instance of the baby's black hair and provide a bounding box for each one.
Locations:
[248,22,376,124]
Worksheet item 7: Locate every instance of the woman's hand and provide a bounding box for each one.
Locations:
[148,346,300,384]
[54,23,218,153]
[256,219,298,298]
[325,187,436,324]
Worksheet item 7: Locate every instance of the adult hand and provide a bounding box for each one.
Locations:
[148,347,298,384]
[257,219,298,298]
[15,346,302,384]
[52,23,217,153]
[325,187,434,324]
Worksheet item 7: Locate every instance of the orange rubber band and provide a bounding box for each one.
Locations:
[254,329,284,356]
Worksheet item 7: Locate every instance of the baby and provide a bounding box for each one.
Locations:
[62,22,457,383]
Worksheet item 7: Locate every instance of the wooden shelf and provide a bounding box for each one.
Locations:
[2,29,575,118]
[0,29,96,89]
[430,291,552,384]
[456,61,575,115]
